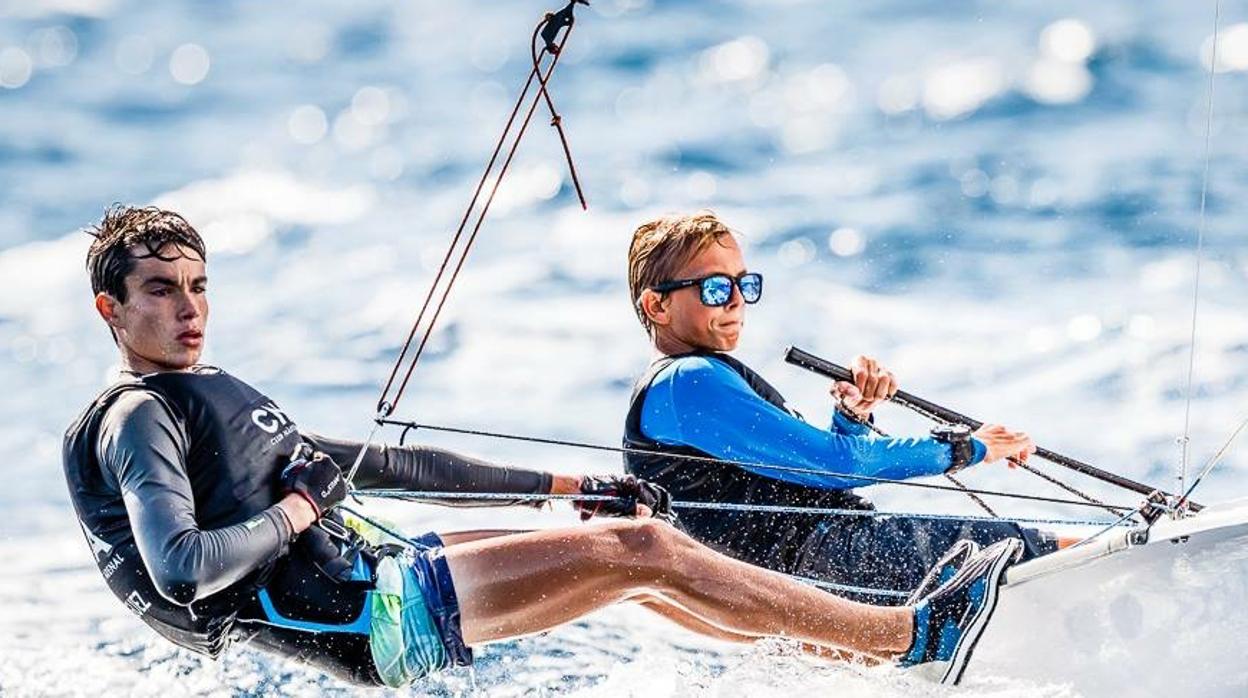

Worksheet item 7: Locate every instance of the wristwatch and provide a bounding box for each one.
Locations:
[931,424,975,473]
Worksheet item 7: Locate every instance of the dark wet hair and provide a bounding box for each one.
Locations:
[85,205,207,303]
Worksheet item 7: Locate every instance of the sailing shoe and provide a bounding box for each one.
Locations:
[899,538,1024,686]
[904,539,980,606]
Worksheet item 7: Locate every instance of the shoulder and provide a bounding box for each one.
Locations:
[99,388,181,439]
[657,355,750,392]
[655,355,714,382]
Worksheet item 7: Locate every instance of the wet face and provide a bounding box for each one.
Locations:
[646,235,749,353]
[96,244,208,373]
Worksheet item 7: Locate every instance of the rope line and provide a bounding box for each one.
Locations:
[375,7,583,421]
[845,408,999,517]
[382,417,1145,512]
[382,418,1145,511]
[884,386,1126,516]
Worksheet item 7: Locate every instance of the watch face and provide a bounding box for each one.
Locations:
[934,424,971,440]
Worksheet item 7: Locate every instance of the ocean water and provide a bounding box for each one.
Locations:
[1,0,1246,695]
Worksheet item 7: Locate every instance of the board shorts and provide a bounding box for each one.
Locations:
[370,532,474,687]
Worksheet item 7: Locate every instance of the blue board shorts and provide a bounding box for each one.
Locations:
[369,532,473,687]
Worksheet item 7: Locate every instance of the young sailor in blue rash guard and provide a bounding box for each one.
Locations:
[624,212,1059,604]
[63,205,1029,687]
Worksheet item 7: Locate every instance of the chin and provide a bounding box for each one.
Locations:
[162,349,201,370]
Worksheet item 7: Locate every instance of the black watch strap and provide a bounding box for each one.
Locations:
[931,424,974,472]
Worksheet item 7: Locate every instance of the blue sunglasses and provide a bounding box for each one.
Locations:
[651,272,763,307]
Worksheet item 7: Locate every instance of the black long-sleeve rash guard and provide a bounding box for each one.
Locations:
[97,390,553,605]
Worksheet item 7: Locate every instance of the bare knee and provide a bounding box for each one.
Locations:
[610,518,672,552]
[603,518,699,580]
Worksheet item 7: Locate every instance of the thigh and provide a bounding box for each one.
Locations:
[442,520,663,645]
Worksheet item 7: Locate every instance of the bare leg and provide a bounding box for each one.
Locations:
[631,594,871,664]
[440,530,865,662]
[442,529,860,661]
[444,519,913,659]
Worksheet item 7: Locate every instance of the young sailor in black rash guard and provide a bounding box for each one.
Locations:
[624,212,1059,605]
[64,205,1024,688]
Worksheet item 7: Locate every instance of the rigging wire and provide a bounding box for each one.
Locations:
[1174,412,1248,511]
[352,489,1135,529]
[1179,0,1223,496]
[379,418,1144,514]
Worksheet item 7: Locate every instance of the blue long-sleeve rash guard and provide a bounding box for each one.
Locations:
[639,355,987,490]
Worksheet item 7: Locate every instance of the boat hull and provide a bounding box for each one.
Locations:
[972,499,1248,694]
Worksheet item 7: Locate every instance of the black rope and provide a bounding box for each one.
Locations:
[842,408,999,517]
[1009,459,1129,517]
[379,418,1142,513]
[889,395,1130,517]
[942,471,997,517]
[375,3,585,418]
[531,10,587,209]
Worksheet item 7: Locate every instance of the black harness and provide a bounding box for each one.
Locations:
[622,352,871,571]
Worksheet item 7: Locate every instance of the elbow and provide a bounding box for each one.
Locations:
[151,568,200,605]
[151,536,208,605]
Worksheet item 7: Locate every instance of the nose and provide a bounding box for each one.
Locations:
[724,280,744,310]
[176,289,201,320]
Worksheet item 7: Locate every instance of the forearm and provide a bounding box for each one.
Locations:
[302,433,554,504]
[549,474,581,494]
[681,402,953,490]
[104,392,294,605]
[125,488,291,605]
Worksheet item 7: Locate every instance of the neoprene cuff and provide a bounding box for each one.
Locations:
[969,438,987,466]
[832,407,874,436]
[261,507,293,558]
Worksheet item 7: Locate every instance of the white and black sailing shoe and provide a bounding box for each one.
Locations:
[899,538,1024,686]
[904,539,980,606]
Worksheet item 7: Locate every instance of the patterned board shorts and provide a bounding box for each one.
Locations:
[369,533,474,688]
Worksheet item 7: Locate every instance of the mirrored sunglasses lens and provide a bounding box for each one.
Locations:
[700,276,733,306]
[738,274,762,302]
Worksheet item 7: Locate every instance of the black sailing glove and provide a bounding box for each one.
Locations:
[576,474,674,522]
[281,447,348,518]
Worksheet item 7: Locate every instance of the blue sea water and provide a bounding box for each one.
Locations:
[1,0,1246,695]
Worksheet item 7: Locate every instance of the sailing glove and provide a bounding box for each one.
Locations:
[281,445,348,518]
[577,474,674,522]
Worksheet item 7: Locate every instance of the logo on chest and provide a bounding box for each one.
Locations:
[251,402,292,433]
[251,401,298,450]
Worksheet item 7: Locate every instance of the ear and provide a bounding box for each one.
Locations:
[95,292,124,329]
[639,289,672,329]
